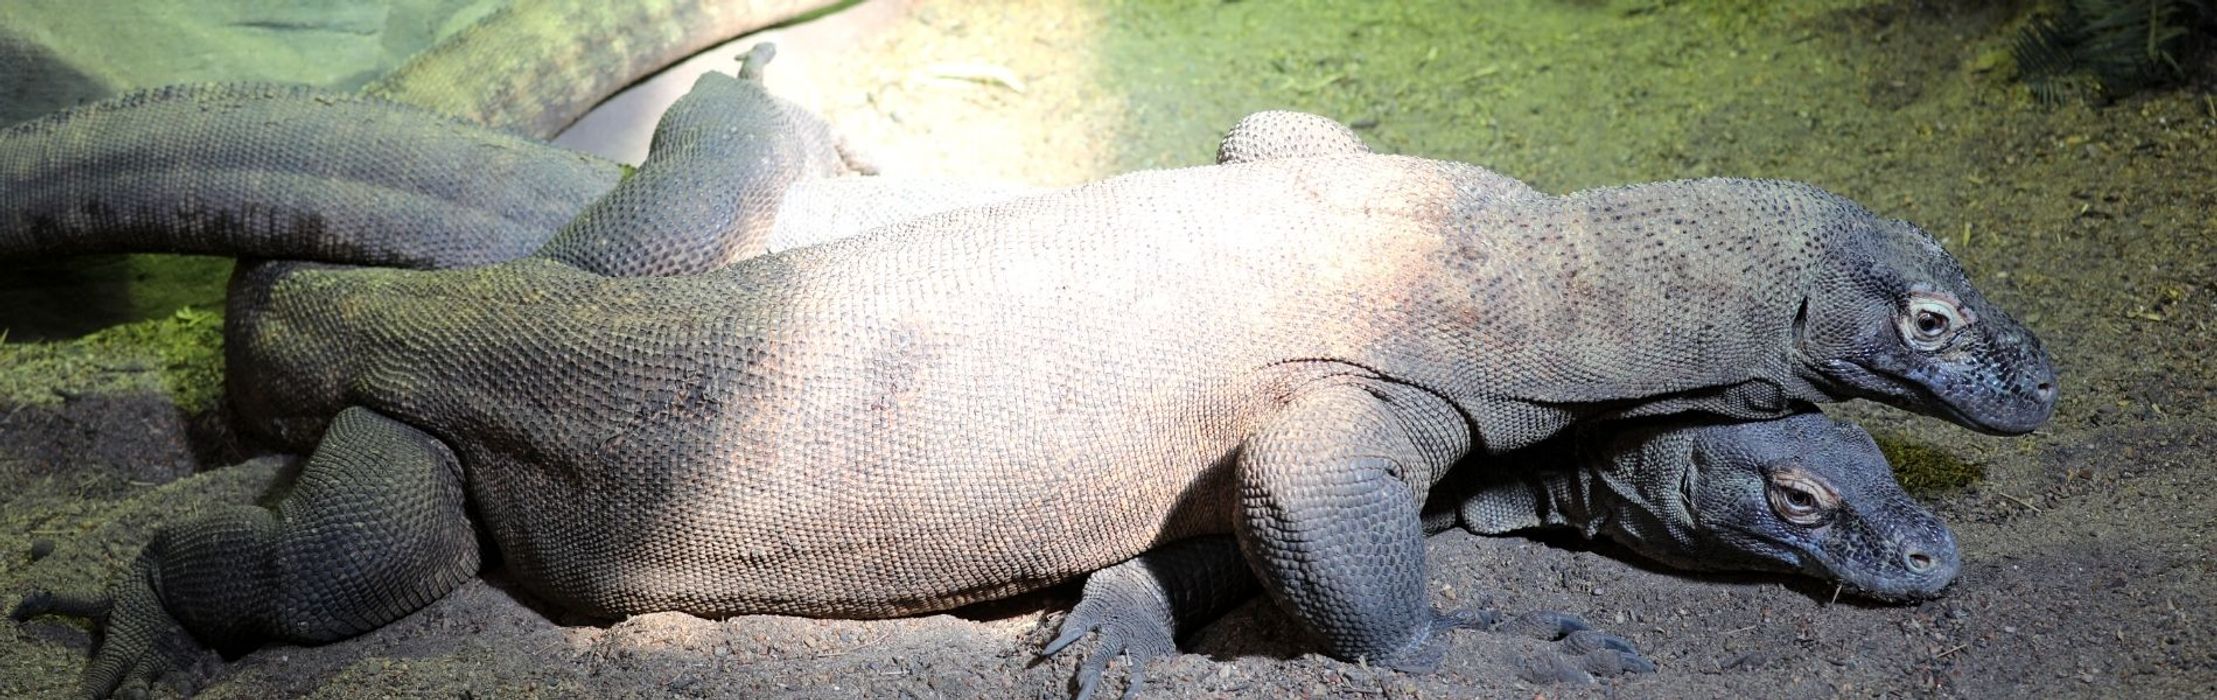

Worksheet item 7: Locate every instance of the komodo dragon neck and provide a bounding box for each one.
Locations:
[1389,176,1832,453]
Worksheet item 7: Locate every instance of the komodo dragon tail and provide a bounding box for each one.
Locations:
[0,83,620,268]
[0,0,853,269]
[364,0,843,139]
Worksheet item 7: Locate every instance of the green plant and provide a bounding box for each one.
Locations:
[2010,0,2215,104]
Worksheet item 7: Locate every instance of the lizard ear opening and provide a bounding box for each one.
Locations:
[1790,294,1812,345]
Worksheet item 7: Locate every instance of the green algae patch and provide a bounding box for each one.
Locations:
[0,306,225,413]
[1871,430,1984,497]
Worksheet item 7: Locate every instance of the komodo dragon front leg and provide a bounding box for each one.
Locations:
[1231,378,1479,668]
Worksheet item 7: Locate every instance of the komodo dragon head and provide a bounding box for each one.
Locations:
[1788,199,2057,435]
[1445,412,1959,601]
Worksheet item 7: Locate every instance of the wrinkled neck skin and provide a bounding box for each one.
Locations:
[1399,178,1841,452]
[1456,432,1722,571]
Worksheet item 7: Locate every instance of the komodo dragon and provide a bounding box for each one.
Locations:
[0,44,885,274]
[0,58,1020,273]
[0,64,2057,700]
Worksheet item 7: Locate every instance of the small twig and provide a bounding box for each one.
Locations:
[1934,643,1968,659]
[1994,491,2043,513]
[1725,625,1758,635]
[922,62,1026,93]
[812,629,894,660]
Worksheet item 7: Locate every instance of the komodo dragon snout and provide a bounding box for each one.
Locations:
[1456,412,1959,601]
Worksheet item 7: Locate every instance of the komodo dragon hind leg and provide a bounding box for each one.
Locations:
[1041,536,1259,700]
[1231,377,1484,671]
[536,42,866,277]
[11,408,479,699]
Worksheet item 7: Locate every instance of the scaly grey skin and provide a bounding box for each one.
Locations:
[364,0,840,139]
[1047,412,1957,699]
[0,82,621,268]
[3,0,854,271]
[1448,413,1960,600]
[8,67,2039,695]
[0,59,956,272]
[534,43,871,277]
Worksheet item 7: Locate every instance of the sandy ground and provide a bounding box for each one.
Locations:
[3,0,2215,697]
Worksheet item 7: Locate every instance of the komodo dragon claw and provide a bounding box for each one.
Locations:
[1043,536,1257,700]
[15,570,214,699]
[1497,611,1657,683]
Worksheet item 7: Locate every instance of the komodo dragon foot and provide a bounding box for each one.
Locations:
[1041,536,1259,700]
[13,408,479,699]
[1494,611,1657,684]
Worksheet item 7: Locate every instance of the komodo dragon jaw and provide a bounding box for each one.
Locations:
[1791,212,2058,436]
[1456,412,1960,601]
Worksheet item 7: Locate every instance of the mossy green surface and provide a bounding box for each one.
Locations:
[0,305,226,414]
[1871,430,1985,496]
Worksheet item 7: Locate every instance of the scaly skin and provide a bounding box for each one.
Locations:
[364,0,840,138]
[2,0,849,270]
[0,83,620,268]
[0,65,980,271]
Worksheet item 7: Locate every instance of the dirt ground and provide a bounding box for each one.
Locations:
[3,0,2214,697]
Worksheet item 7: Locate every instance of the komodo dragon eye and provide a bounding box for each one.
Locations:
[1898,291,1973,351]
[1765,465,1840,526]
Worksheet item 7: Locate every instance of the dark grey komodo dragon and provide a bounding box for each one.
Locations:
[1053,410,1962,695]
[0,44,870,275]
[0,0,855,270]
[8,91,2058,699]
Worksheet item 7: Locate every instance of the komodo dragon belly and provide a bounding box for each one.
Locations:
[464,433,1243,619]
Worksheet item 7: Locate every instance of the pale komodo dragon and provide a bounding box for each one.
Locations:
[7,63,2051,698]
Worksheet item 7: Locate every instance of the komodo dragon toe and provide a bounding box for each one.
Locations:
[1042,537,1258,700]
[1498,611,1657,684]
